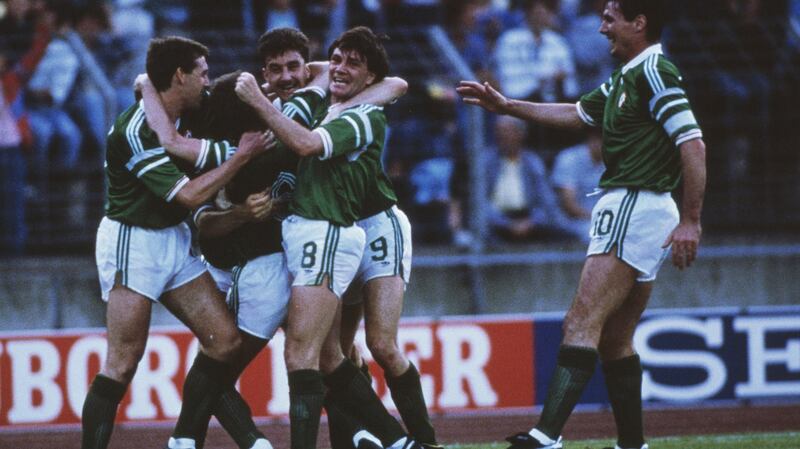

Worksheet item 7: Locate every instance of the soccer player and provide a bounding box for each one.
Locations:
[457,1,706,449]
[142,27,408,449]
[82,36,271,449]
[235,26,423,449]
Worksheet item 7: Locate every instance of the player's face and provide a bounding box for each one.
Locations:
[599,1,638,61]
[262,50,309,102]
[183,56,210,110]
[328,47,375,103]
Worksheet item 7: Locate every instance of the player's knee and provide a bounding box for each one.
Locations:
[284,338,317,371]
[366,336,401,366]
[206,330,242,362]
[104,351,143,384]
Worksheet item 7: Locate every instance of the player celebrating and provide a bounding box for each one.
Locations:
[235,26,423,449]
[141,27,408,449]
[458,1,706,449]
[82,36,271,449]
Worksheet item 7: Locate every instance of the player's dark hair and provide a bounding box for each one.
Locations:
[201,71,264,144]
[607,0,665,42]
[146,36,209,92]
[327,26,389,83]
[257,28,310,64]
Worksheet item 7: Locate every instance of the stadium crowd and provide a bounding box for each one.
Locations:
[1,0,799,255]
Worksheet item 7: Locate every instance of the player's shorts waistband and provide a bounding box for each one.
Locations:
[600,187,672,200]
[356,204,401,229]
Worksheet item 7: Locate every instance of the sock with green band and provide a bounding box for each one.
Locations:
[173,352,233,442]
[81,374,128,449]
[288,369,325,449]
[215,385,267,449]
[386,363,436,444]
[535,345,599,440]
[325,359,406,447]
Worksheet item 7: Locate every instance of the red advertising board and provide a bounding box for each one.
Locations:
[0,317,534,428]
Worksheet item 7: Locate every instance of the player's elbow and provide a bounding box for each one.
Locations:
[292,136,324,157]
[173,190,206,210]
[388,77,409,97]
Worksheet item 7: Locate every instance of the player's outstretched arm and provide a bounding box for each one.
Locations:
[323,76,408,124]
[235,72,324,157]
[663,138,706,270]
[173,131,274,209]
[135,74,204,163]
[457,80,584,130]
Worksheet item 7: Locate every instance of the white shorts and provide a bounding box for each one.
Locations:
[587,188,679,282]
[345,206,412,305]
[282,215,366,298]
[205,262,233,294]
[95,217,207,302]
[227,252,291,340]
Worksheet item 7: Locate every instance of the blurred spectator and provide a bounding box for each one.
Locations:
[491,0,577,103]
[385,80,463,244]
[551,128,604,243]
[0,43,29,254]
[108,0,154,111]
[25,0,82,184]
[190,0,244,30]
[66,1,113,160]
[378,0,440,28]
[263,0,299,30]
[485,116,570,243]
[704,0,781,181]
[443,0,492,81]
[0,0,36,64]
[492,0,578,150]
[558,0,581,27]
[473,0,523,50]
[566,0,614,94]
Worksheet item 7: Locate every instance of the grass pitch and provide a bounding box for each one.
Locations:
[450,431,800,449]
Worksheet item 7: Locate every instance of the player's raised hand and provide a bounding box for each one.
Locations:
[457,81,510,114]
[237,130,271,157]
[133,73,152,92]
[663,220,702,270]
[235,72,269,108]
[242,191,273,221]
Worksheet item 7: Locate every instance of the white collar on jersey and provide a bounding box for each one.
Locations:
[621,43,663,75]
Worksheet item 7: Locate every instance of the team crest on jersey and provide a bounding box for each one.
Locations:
[618,92,627,108]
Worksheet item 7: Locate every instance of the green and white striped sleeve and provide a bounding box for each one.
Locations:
[125,150,188,202]
[312,104,385,160]
[646,58,703,146]
[281,86,327,127]
[577,78,611,127]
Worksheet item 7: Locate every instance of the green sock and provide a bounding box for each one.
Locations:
[173,352,232,441]
[536,345,598,440]
[215,385,266,449]
[288,369,325,449]
[325,359,406,447]
[386,363,436,444]
[81,374,128,449]
[325,391,358,449]
[603,354,645,449]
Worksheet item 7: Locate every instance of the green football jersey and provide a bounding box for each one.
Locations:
[577,44,703,192]
[283,88,397,226]
[226,145,299,261]
[104,101,234,228]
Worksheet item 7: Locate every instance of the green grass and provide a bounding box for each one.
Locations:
[448,431,800,449]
